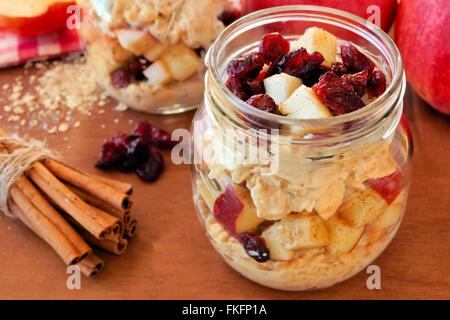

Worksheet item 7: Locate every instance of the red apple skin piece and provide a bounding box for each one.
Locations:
[367,170,403,205]
[400,113,414,152]
[395,0,450,115]
[214,185,245,236]
[213,184,264,238]
[241,0,397,32]
[400,113,412,141]
[0,1,76,37]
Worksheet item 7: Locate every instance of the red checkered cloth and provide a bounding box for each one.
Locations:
[0,28,84,68]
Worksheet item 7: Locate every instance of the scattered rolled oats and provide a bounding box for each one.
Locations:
[48,126,57,134]
[1,54,114,135]
[7,115,20,122]
[115,102,128,112]
[12,106,24,114]
[58,123,70,133]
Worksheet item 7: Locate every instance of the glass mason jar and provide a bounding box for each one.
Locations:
[191,6,410,291]
[79,0,225,114]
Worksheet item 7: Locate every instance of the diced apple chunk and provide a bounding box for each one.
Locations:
[371,190,407,232]
[160,43,203,81]
[143,42,170,62]
[214,184,264,237]
[262,213,329,261]
[300,27,337,68]
[339,188,386,228]
[262,225,295,261]
[326,216,365,255]
[282,214,329,250]
[116,29,156,55]
[143,60,173,87]
[280,85,332,119]
[368,170,403,205]
[234,186,265,235]
[88,38,133,75]
[263,73,302,105]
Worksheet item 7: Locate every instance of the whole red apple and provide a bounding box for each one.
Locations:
[0,0,76,37]
[241,0,397,32]
[395,0,450,115]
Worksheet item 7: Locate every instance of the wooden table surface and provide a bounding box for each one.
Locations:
[0,65,449,300]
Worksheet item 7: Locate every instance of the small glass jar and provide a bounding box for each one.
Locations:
[80,0,226,114]
[191,6,410,291]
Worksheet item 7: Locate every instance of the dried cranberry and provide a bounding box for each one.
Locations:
[246,94,280,114]
[151,127,178,149]
[132,121,179,149]
[96,138,127,169]
[132,121,153,145]
[119,135,150,172]
[217,8,241,26]
[312,71,365,115]
[276,48,324,79]
[227,53,264,79]
[128,57,152,81]
[342,70,369,97]
[368,70,387,97]
[330,62,348,76]
[110,68,131,89]
[265,55,283,78]
[226,75,250,101]
[245,78,265,96]
[256,70,268,81]
[111,134,129,148]
[136,150,164,182]
[259,33,290,64]
[341,44,376,74]
[302,66,329,87]
[239,233,270,263]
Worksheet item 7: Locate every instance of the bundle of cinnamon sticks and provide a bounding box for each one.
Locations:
[0,128,137,278]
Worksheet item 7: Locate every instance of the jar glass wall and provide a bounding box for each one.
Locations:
[191,6,410,291]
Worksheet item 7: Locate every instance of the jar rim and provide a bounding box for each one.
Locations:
[206,5,405,134]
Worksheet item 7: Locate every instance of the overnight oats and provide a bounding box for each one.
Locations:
[191,6,411,290]
[79,0,227,114]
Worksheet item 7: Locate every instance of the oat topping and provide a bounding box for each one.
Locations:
[92,0,226,48]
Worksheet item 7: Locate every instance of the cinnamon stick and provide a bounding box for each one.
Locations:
[124,219,138,239]
[75,253,104,278]
[9,188,85,265]
[27,162,116,239]
[88,173,133,195]
[0,136,91,264]
[43,159,132,211]
[76,226,128,255]
[14,176,92,256]
[60,205,123,242]
[89,205,123,238]
[67,185,130,223]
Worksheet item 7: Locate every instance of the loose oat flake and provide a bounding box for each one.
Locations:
[2,54,112,134]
